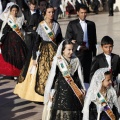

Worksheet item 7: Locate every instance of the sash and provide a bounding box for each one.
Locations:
[97,92,116,120]
[57,57,84,105]
[8,18,24,40]
[40,21,56,45]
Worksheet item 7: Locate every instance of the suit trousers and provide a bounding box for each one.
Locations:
[76,49,92,83]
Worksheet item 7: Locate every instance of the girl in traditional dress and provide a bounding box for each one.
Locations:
[14,5,63,102]
[0,2,27,77]
[42,40,86,120]
[83,68,120,120]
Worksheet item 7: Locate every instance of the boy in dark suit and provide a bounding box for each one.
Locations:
[90,36,120,84]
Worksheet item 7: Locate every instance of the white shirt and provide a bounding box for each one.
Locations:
[30,10,36,15]
[80,19,88,47]
[105,54,111,69]
[77,19,88,51]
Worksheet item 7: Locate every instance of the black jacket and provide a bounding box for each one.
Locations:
[23,10,40,32]
[28,12,43,33]
[65,19,97,56]
[90,53,120,81]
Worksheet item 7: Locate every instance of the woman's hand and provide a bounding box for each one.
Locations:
[33,26,36,30]
[32,60,37,66]
[49,94,53,102]
[24,20,27,24]
[71,40,76,44]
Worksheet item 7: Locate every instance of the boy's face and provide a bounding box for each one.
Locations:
[101,44,113,55]
[29,4,36,11]
[102,74,112,89]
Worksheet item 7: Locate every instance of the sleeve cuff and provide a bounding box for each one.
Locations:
[77,45,81,51]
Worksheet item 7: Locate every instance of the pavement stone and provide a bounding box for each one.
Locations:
[0,12,120,120]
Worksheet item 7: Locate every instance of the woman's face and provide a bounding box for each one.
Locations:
[10,8,18,17]
[45,8,54,20]
[63,44,73,59]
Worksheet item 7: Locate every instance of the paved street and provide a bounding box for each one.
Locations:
[0,12,120,120]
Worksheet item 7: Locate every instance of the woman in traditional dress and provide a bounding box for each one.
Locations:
[42,40,86,120]
[0,2,27,77]
[83,68,120,120]
[14,4,63,102]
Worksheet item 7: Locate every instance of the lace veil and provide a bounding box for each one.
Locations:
[0,2,24,39]
[82,68,119,120]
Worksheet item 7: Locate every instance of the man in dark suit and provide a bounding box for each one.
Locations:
[23,0,37,30]
[20,0,42,80]
[108,0,116,16]
[90,36,120,82]
[50,0,61,20]
[65,4,97,83]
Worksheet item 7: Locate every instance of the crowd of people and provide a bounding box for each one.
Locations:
[0,0,116,19]
[0,0,120,120]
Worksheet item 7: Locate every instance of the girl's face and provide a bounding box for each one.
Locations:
[45,8,54,20]
[10,8,18,17]
[102,74,112,89]
[63,44,73,58]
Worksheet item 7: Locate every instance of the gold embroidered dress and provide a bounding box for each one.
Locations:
[14,20,62,102]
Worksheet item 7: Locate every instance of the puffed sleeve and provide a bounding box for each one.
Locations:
[2,23,12,34]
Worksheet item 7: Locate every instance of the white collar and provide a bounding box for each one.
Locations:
[104,53,111,58]
[79,18,86,23]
